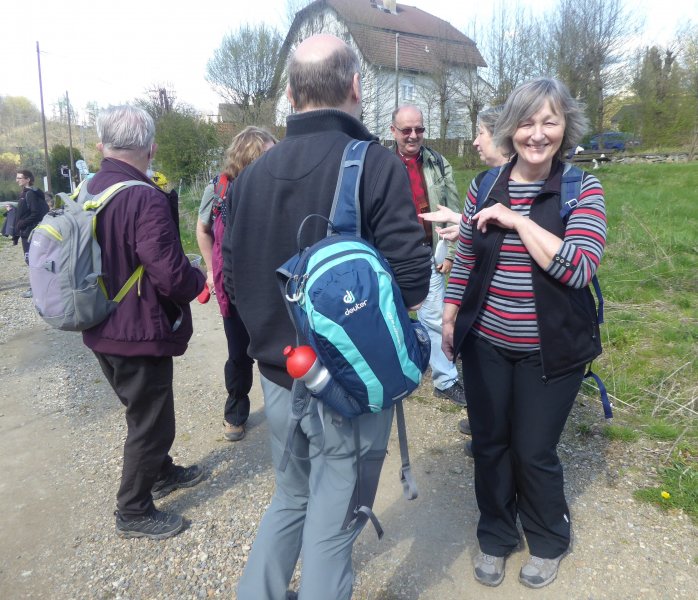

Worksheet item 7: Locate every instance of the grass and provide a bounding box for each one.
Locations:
[175,159,698,520]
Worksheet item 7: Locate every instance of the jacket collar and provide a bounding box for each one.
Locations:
[286,109,376,142]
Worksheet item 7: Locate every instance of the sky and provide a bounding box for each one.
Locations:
[1,0,696,120]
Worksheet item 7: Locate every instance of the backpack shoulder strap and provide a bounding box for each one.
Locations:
[424,146,445,178]
[81,180,155,213]
[328,140,373,237]
[560,163,584,221]
[475,166,504,211]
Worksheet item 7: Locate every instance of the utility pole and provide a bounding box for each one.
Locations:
[66,91,75,193]
[394,33,400,111]
[36,42,52,193]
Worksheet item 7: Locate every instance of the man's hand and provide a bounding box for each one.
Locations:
[442,320,455,362]
[419,204,461,225]
[436,258,452,275]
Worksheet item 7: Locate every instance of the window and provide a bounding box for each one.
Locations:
[400,76,415,101]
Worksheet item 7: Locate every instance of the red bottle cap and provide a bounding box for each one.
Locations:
[284,345,317,379]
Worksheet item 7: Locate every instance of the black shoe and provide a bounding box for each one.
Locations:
[115,508,183,540]
[458,418,471,435]
[464,440,474,458]
[434,382,467,406]
[152,464,204,500]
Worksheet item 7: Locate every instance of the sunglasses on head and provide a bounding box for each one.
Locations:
[393,126,425,136]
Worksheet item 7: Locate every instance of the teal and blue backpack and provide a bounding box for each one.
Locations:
[476,162,612,420]
[276,140,431,532]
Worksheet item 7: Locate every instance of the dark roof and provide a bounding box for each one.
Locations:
[297,0,486,72]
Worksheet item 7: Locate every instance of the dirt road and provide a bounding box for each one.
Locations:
[0,241,696,599]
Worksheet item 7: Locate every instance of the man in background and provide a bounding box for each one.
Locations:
[83,105,206,540]
[390,105,466,406]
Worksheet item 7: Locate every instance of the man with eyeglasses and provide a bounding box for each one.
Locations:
[14,169,48,298]
[390,105,466,406]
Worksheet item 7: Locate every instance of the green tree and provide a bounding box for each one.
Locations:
[631,45,691,146]
[50,144,84,194]
[206,24,283,126]
[0,96,40,136]
[155,111,219,185]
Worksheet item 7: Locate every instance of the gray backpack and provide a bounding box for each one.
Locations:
[28,180,152,331]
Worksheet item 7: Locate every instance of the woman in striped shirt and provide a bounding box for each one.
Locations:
[442,78,607,589]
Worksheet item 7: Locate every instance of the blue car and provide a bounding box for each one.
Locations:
[589,132,639,151]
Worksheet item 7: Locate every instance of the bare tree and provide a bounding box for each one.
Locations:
[477,1,545,105]
[545,0,637,132]
[206,24,283,126]
[135,84,178,121]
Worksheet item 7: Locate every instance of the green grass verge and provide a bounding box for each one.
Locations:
[176,159,698,519]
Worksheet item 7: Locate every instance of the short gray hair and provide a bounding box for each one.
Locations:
[478,105,503,134]
[96,105,155,151]
[493,78,588,158]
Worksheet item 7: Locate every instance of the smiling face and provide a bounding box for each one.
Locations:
[512,99,565,171]
[390,106,424,157]
[473,125,502,167]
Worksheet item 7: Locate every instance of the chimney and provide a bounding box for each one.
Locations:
[383,0,397,14]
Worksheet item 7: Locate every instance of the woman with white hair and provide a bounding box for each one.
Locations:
[442,78,607,589]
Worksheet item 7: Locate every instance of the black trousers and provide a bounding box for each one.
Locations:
[222,307,253,426]
[94,352,176,517]
[461,334,584,559]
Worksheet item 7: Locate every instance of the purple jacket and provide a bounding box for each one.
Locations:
[82,158,205,357]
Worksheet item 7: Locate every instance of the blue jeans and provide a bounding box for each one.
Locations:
[417,262,458,390]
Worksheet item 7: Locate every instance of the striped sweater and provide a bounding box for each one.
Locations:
[445,172,606,351]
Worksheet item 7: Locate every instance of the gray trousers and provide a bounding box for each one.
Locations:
[237,376,394,600]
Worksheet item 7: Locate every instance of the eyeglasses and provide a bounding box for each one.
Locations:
[393,126,425,136]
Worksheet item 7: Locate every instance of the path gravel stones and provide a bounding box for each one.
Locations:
[0,241,696,599]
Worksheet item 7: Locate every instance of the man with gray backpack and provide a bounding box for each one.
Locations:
[34,106,206,540]
[223,34,431,600]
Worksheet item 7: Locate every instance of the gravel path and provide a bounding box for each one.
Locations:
[0,240,696,599]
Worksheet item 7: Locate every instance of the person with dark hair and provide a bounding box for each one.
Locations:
[14,169,48,297]
[443,78,607,588]
[223,34,430,600]
[196,126,277,442]
[84,105,206,540]
[389,105,466,407]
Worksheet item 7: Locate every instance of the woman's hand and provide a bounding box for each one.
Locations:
[472,203,523,234]
[419,204,461,225]
[435,224,459,242]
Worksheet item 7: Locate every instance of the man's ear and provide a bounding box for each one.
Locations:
[286,84,296,110]
[96,142,104,153]
[351,73,361,104]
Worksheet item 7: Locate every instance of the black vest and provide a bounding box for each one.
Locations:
[453,158,602,380]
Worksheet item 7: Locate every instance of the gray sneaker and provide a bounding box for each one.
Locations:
[21,288,32,298]
[519,553,565,588]
[473,551,506,586]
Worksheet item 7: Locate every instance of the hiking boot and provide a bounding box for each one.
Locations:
[434,382,467,406]
[115,508,183,540]
[458,418,471,435]
[223,421,245,442]
[464,439,474,458]
[151,464,204,500]
[473,551,506,587]
[519,553,565,588]
[21,288,32,298]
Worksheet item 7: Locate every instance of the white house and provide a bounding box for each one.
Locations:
[274,0,488,140]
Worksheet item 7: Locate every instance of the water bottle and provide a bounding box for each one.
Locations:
[283,345,331,394]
